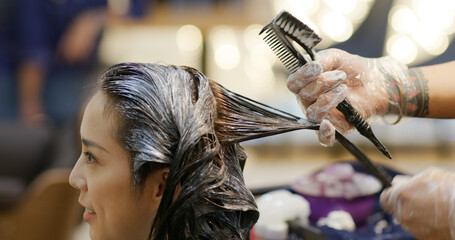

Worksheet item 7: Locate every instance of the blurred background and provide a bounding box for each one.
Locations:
[1,0,455,239]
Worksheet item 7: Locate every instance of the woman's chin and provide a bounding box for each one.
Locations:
[88,226,100,240]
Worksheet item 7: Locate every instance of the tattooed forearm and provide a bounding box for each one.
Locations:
[405,68,430,117]
[385,67,429,123]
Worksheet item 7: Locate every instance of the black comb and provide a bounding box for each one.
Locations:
[260,11,392,160]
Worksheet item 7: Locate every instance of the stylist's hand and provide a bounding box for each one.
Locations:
[380,168,455,240]
[287,48,408,146]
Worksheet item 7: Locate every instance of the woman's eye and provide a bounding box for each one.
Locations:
[84,152,97,164]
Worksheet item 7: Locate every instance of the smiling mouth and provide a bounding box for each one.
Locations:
[83,208,96,222]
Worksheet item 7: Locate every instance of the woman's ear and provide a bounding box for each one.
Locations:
[142,167,169,219]
[144,167,169,205]
[156,168,169,198]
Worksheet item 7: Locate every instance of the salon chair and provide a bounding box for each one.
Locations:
[0,169,81,240]
[0,122,82,240]
[0,122,53,209]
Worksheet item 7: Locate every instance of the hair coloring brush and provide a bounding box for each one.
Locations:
[260,11,392,160]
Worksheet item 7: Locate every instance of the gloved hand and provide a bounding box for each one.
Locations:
[380,168,455,240]
[287,48,409,146]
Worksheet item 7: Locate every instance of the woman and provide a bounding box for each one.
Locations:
[69,63,316,239]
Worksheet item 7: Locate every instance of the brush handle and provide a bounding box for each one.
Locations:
[335,131,392,188]
[336,99,392,159]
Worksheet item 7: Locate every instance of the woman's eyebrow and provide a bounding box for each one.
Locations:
[81,138,109,153]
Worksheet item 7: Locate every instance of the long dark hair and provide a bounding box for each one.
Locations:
[99,63,318,239]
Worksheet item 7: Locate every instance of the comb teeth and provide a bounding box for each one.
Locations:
[274,11,322,50]
[262,27,301,73]
[260,11,321,74]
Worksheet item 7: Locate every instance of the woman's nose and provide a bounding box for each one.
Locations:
[69,156,87,191]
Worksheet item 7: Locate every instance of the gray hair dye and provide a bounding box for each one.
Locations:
[98,63,320,239]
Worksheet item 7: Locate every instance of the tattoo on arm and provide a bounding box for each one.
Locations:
[386,67,429,123]
[405,68,429,117]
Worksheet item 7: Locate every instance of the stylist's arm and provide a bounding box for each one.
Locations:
[380,168,455,240]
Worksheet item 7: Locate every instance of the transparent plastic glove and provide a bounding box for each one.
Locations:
[287,48,409,146]
[380,168,455,240]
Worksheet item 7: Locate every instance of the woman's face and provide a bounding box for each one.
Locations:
[69,92,167,240]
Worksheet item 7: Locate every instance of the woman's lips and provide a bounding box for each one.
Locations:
[83,208,96,222]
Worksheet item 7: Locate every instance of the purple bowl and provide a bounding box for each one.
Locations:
[290,163,381,226]
[297,193,376,226]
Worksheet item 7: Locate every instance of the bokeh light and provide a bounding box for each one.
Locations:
[321,12,353,42]
[210,26,241,70]
[386,0,455,64]
[176,25,203,52]
[273,0,374,48]
[215,44,240,70]
[387,35,418,64]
